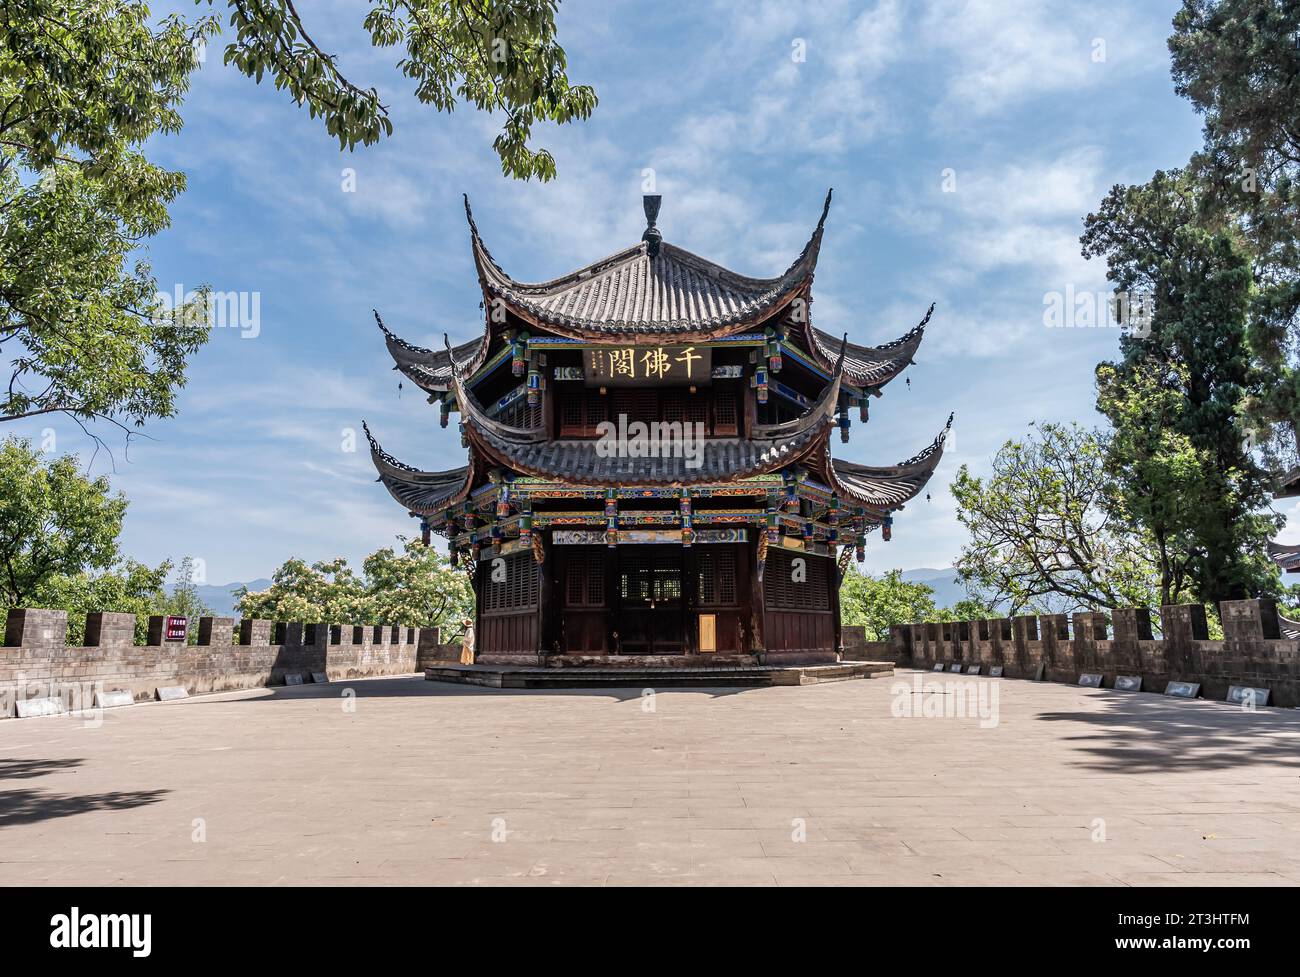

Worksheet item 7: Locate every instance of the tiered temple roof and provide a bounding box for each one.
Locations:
[1268,540,1300,573]
[379,192,932,397]
[465,193,827,337]
[1267,469,1300,575]
[367,189,949,548]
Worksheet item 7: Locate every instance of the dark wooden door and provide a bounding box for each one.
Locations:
[560,546,608,653]
[616,547,684,654]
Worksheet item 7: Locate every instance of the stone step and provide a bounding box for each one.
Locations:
[425,661,893,690]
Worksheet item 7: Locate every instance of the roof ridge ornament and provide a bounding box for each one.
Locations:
[642,194,663,258]
[895,412,955,468]
[462,193,479,238]
[361,420,420,474]
[443,332,466,382]
[878,302,936,349]
[373,309,432,359]
[818,188,833,231]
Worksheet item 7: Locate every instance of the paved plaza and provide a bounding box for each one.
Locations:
[2,670,1299,886]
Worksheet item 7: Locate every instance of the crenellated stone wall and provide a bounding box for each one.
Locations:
[891,598,1300,707]
[1,608,431,719]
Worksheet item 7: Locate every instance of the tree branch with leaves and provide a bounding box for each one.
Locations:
[214,0,597,180]
[951,423,1164,615]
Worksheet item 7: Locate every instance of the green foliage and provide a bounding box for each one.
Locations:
[363,540,473,638]
[839,567,941,641]
[237,538,472,638]
[0,438,214,642]
[2,0,594,445]
[1083,169,1283,606]
[934,598,1001,623]
[236,556,369,624]
[1170,0,1300,447]
[0,0,216,432]
[950,423,1164,614]
[1095,361,1203,606]
[213,0,597,180]
[37,558,171,644]
[0,436,126,607]
[1280,582,1300,621]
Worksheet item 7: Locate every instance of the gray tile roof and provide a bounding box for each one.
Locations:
[1268,540,1300,572]
[369,346,946,511]
[365,422,472,515]
[374,311,482,393]
[825,413,952,509]
[465,191,829,337]
[447,335,842,485]
[469,426,826,485]
[1281,613,1300,639]
[807,303,931,388]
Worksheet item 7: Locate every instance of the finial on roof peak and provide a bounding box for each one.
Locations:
[819,188,833,229]
[642,194,662,258]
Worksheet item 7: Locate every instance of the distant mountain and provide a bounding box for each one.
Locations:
[898,567,969,610]
[176,579,273,618]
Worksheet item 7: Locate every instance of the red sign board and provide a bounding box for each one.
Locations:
[165,616,188,642]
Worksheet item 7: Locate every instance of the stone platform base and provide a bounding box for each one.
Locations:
[425,660,893,689]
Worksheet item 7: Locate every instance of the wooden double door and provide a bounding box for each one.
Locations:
[556,543,748,655]
[615,546,685,655]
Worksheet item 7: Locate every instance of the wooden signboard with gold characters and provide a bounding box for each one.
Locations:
[584,345,712,387]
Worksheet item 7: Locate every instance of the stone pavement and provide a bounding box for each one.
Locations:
[1,669,1299,886]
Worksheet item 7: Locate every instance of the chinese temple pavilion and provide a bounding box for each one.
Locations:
[366,191,950,664]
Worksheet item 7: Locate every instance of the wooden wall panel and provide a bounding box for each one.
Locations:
[763,609,834,653]
[479,611,539,656]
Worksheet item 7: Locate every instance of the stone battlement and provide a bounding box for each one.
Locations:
[890,598,1300,706]
[1,608,455,719]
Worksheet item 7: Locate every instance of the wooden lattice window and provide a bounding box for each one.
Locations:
[697,549,738,607]
[499,394,541,429]
[662,391,685,426]
[565,550,606,607]
[558,390,607,436]
[482,551,539,613]
[560,394,582,432]
[684,394,708,429]
[619,550,682,605]
[566,387,739,436]
[611,390,657,427]
[713,389,739,435]
[619,551,652,604]
[764,549,830,611]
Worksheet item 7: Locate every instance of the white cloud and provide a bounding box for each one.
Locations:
[920,0,1162,120]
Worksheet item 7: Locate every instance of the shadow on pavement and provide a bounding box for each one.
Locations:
[0,787,168,827]
[0,758,85,781]
[1038,691,1300,774]
[186,674,752,704]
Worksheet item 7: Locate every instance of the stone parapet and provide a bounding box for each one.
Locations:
[890,599,1300,707]
[1,611,425,719]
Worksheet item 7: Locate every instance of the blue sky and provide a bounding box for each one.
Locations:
[18,0,1293,589]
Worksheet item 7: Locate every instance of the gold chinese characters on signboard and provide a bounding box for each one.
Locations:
[584,345,712,387]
